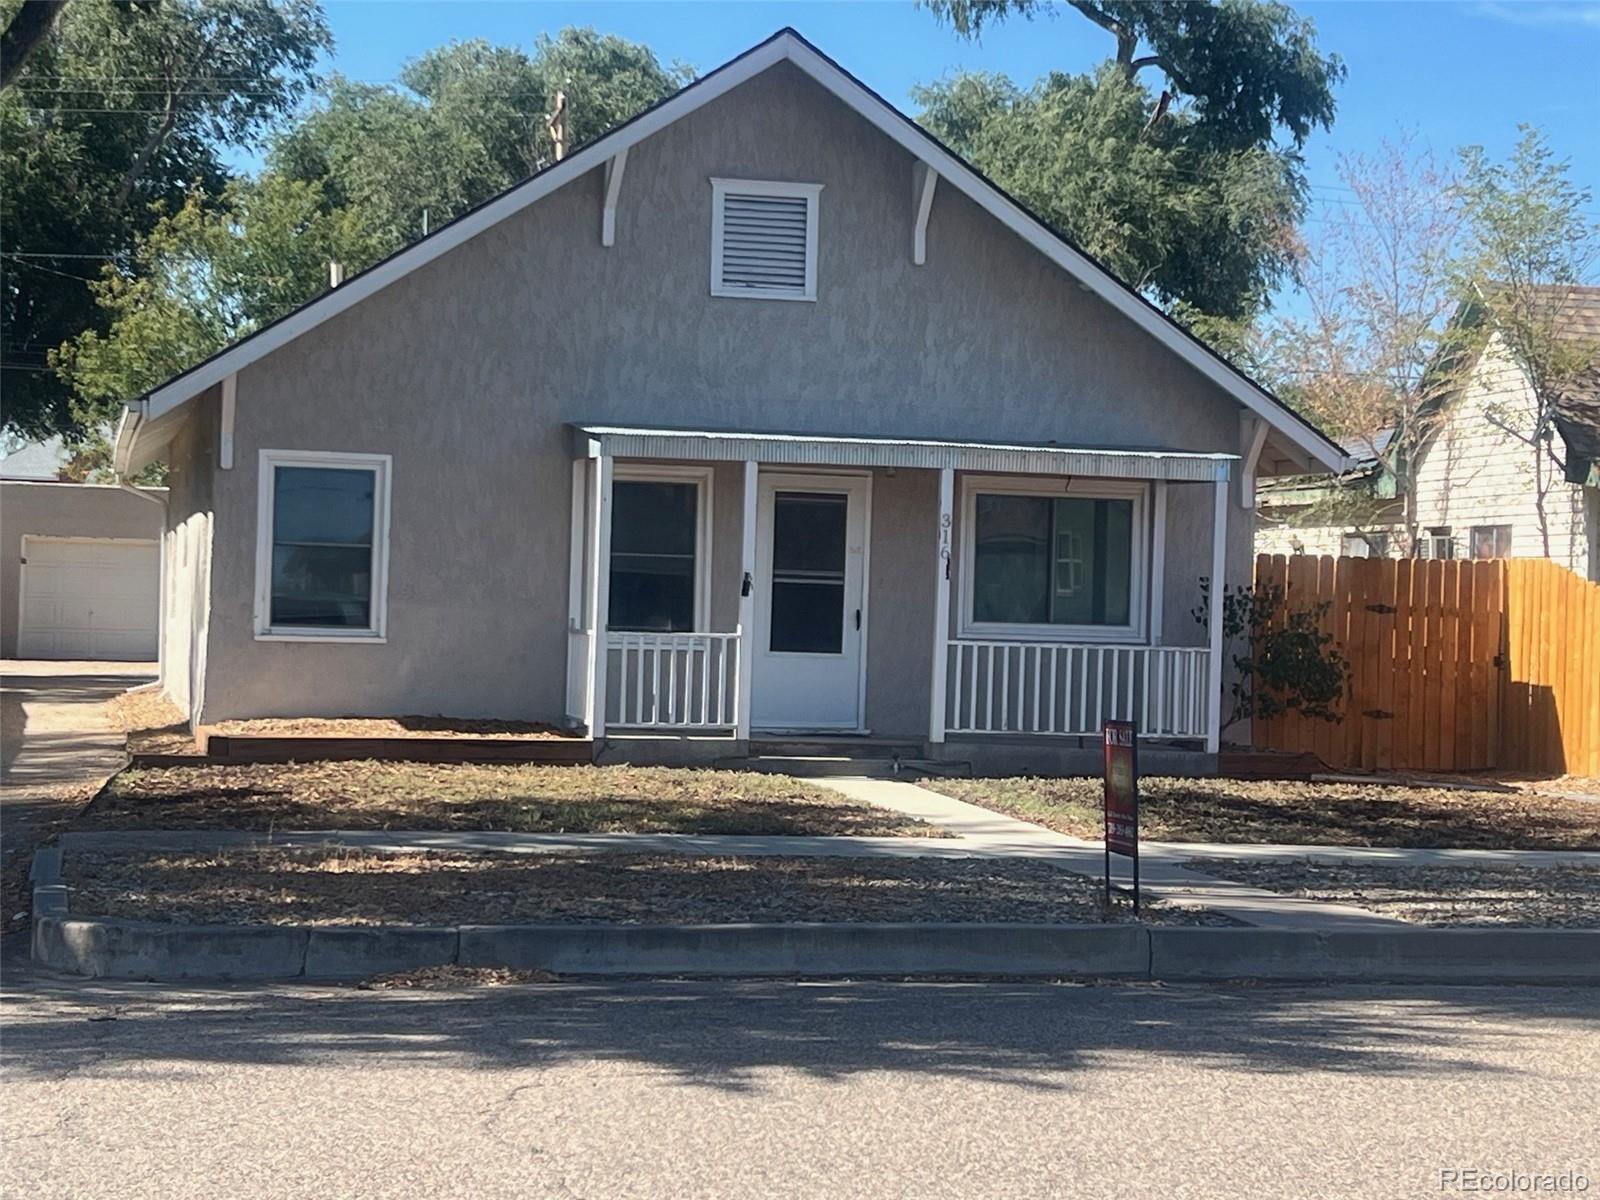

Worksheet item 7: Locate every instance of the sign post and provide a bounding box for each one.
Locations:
[1102,719,1139,912]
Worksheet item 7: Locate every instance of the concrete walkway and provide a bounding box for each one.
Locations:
[2,661,153,838]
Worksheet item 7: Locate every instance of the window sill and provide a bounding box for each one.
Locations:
[709,287,816,303]
[254,629,387,644]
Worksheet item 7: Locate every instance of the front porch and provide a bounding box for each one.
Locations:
[564,426,1241,758]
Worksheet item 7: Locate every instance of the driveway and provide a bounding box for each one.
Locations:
[1,660,153,939]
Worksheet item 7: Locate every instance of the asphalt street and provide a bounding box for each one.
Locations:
[3,968,1596,1199]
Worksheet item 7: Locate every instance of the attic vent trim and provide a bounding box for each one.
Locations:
[710,177,822,302]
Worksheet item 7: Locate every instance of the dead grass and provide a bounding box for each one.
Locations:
[64,847,1230,926]
[1184,859,1600,928]
[75,761,944,837]
[918,775,1600,851]
[105,689,197,756]
[205,715,575,740]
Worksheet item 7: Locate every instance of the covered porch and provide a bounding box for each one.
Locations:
[564,425,1241,756]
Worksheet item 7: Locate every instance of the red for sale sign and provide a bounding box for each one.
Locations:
[1103,720,1138,857]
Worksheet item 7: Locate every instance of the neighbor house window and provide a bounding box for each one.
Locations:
[255,450,391,640]
[1342,532,1389,558]
[608,467,711,632]
[1423,526,1456,560]
[1470,524,1513,560]
[961,479,1145,640]
[710,178,822,301]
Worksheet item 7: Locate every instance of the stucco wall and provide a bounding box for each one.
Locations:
[0,482,165,657]
[183,61,1256,730]
[158,392,217,715]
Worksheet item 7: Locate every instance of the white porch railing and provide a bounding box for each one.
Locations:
[946,641,1211,739]
[605,631,741,730]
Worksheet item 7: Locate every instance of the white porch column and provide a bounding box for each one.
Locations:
[734,460,758,742]
[584,453,614,738]
[928,467,954,743]
[1149,479,1168,646]
[1206,474,1229,755]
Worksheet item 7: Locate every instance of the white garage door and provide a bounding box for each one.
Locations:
[18,537,159,660]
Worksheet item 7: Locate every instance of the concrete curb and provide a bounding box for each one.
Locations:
[32,849,1600,983]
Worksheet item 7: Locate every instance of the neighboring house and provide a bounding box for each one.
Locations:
[108,29,1346,767]
[1257,287,1600,580]
[1,439,165,660]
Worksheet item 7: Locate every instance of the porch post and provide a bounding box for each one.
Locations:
[1206,473,1228,755]
[735,460,758,742]
[928,467,954,744]
[1149,480,1168,645]
[585,453,614,739]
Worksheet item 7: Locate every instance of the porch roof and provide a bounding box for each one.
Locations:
[571,425,1235,482]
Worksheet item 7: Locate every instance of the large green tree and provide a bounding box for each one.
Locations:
[917,0,1343,329]
[1,0,329,440]
[53,27,690,443]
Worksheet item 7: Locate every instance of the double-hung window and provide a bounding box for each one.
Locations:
[961,478,1146,642]
[608,467,712,632]
[255,450,391,640]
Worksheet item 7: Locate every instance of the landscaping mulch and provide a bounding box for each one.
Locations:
[106,689,196,756]
[75,762,944,838]
[205,715,576,740]
[64,848,1233,927]
[1182,859,1600,928]
[919,775,1600,850]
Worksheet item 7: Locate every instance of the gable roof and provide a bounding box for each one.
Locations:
[115,27,1349,476]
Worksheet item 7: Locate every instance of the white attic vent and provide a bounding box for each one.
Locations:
[710,178,822,301]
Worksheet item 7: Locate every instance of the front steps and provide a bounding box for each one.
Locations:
[719,738,970,779]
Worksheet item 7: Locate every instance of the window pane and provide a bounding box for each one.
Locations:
[273,467,374,546]
[772,493,847,575]
[973,494,1050,623]
[611,481,696,556]
[610,555,695,632]
[271,545,372,628]
[972,493,1134,628]
[609,480,698,632]
[770,581,845,653]
[270,466,376,629]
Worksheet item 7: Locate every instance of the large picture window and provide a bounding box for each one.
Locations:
[255,450,390,640]
[608,469,710,632]
[961,479,1145,641]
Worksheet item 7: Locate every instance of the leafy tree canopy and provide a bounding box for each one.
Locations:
[1,0,330,440]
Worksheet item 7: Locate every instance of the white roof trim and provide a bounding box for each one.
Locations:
[574,424,1235,482]
[129,28,1346,474]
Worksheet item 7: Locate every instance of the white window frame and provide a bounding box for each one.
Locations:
[610,463,715,632]
[254,449,392,643]
[709,177,823,302]
[958,475,1148,644]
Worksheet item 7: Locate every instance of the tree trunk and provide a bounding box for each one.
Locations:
[0,0,70,91]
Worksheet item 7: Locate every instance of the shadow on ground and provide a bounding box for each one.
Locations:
[3,972,1595,1093]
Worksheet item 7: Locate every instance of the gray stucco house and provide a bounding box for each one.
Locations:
[111,29,1347,765]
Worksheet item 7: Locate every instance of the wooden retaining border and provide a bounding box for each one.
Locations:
[130,735,595,768]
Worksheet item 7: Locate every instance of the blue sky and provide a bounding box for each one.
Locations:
[312,0,1599,305]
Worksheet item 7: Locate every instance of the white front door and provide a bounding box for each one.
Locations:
[750,473,870,731]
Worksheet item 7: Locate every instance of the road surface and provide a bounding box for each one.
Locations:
[3,969,1595,1198]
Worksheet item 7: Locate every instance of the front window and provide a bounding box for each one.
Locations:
[964,481,1144,639]
[608,473,707,632]
[256,450,390,640]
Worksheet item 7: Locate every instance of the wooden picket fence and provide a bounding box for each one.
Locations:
[1251,554,1600,776]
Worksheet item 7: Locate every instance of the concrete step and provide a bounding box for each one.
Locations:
[747,738,923,759]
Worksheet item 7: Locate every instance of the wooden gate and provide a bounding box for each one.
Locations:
[1251,554,1600,776]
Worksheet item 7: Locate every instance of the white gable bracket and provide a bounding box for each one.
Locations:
[1239,414,1269,509]
[912,162,937,266]
[219,373,237,470]
[602,149,628,248]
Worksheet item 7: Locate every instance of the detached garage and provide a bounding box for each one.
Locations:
[1,480,165,661]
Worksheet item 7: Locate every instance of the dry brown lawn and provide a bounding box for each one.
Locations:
[65,847,1228,926]
[76,761,944,837]
[920,775,1600,850]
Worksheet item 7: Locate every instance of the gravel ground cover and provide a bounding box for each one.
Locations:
[919,775,1600,850]
[1182,858,1600,927]
[64,848,1234,926]
[75,762,944,837]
